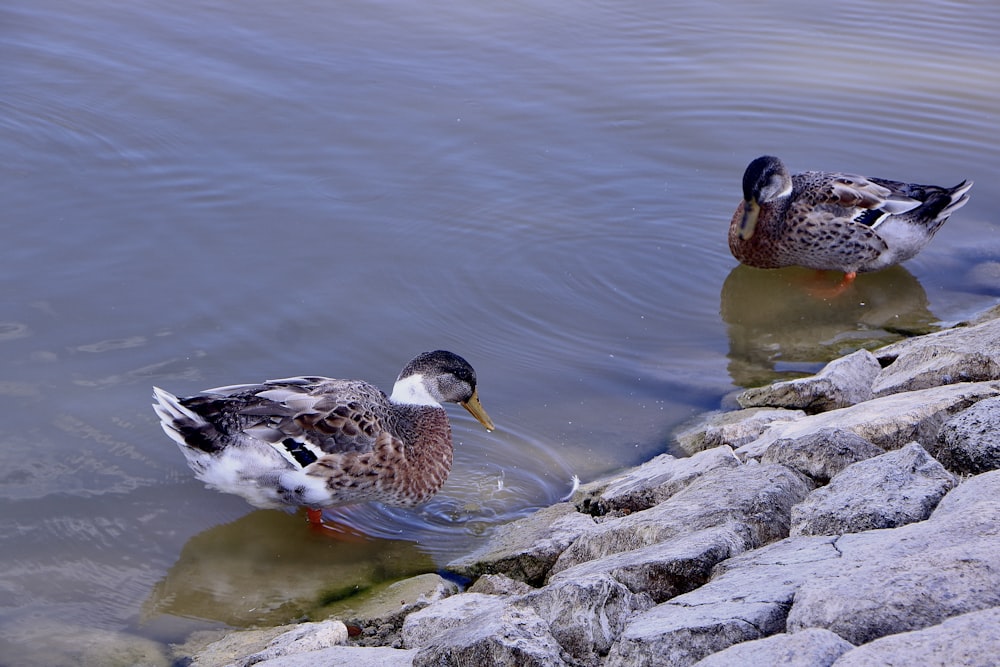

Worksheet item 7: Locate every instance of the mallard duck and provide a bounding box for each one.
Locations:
[730,155,973,285]
[152,350,494,525]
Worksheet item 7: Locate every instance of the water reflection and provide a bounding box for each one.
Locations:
[721,265,939,388]
[143,510,435,627]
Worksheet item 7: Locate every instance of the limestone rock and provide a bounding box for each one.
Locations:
[575,446,740,516]
[735,381,1000,460]
[832,606,1000,667]
[761,428,884,483]
[410,602,568,667]
[552,464,812,573]
[234,620,348,667]
[790,442,956,536]
[738,349,880,413]
[549,525,749,603]
[873,317,1000,396]
[675,407,805,455]
[517,573,654,665]
[691,628,854,667]
[787,470,1000,644]
[401,593,507,650]
[240,646,417,667]
[447,503,597,585]
[934,396,1000,474]
[467,573,535,596]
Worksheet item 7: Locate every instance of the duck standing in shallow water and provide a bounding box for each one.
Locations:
[729,155,972,289]
[152,350,494,526]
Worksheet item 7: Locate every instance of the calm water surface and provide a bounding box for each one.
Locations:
[2,0,999,662]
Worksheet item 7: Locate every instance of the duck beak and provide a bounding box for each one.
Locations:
[460,389,495,432]
[738,198,760,240]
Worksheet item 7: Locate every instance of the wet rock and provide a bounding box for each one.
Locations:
[787,470,1000,645]
[690,628,854,667]
[318,573,458,647]
[574,445,740,516]
[873,317,1000,396]
[832,606,1000,667]
[242,646,417,667]
[735,381,1000,460]
[790,442,956,536]
[407,598,568,667]
[447,503,597,586]
[934,396,1000,474]
[761,428,884,483]
[552,464,813,574]
[675,407,805,455]
[738,349,880,413]
[234,620,348,666]
[517,573,654,665]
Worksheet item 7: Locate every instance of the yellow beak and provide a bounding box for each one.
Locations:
[460,389,495,432]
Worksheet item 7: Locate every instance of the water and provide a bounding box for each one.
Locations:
[2,0,998,662]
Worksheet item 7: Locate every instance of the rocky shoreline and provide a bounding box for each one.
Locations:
[178,307,1000,667]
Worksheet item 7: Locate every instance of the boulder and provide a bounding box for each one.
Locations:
[239,646,417,667]
[233,621,348,666]
[934,396,1000,474]
[787,470,1000,644]
[832,606,1000,667]
[675,407,805,455]
[447,503,597,586]
[690,628,854,667]
[735,381,1000,460]
[408,600,568,667]
[575,446,740,516]
[738,349,880,413]
[873,317,1000,396]
[790,442,956,536]
[761,428,884,483]
[516,573,654,665]
[551,464,812,573]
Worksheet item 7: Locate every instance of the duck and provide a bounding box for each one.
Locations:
[152,350,494,525]
[729,155,973,287]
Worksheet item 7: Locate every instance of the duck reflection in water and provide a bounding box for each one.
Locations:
[720,264,938,388]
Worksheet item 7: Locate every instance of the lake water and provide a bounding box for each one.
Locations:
[2,0,998,663]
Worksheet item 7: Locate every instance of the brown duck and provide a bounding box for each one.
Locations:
[730,155,972,286]
[153,350,494,525]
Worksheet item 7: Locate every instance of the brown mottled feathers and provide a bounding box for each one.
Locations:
[729,155,972,275]
[152,350,492,513]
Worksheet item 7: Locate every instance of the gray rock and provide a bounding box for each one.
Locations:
[873,318,1000,396]
[735,381,1000,460]
[447,503,597,585]
[790,442,956,536]
[934,396,1000,474]
[549,525,750,603]
[605,536,840,667]
[467,573,535,596]
[401,593,508,649]
[411,603,568,667]
[235,620,348,667]
[832,606,1000,667]
[691,628,854,667]
[738,349,880,413]
[552,464,813,573]
[675,407,806,455]
[787,470,1000,644]
[761,428,884,483]
[517,573,654,665]
[241,646,417,667]
[575,446,740,516]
